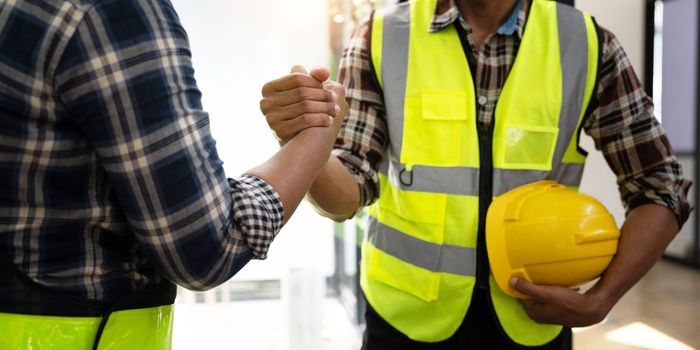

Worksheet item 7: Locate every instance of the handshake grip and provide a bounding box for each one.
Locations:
[260,65,348,146]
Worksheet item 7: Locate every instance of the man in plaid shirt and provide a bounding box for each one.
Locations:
[262,0,692,349]
[0,0,346,345]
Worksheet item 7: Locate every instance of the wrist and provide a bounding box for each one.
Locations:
[586,279,618,319]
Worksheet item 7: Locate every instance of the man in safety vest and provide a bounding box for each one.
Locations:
[261,0,692,348]
[0,0,346,348]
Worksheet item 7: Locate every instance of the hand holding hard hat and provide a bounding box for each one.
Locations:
[486,180,620,299]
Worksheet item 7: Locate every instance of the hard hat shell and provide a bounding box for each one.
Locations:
[486,180,620,299]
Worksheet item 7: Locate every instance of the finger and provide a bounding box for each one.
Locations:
[289,113,334,129]
[510,277,550,301]
[265,101,340,123]
[291,65,308,74]
[323,81,347,102]
[309,66,330,83]
[268,87,337,107]
[261,74,323,95]
[270,113,333,141]
[521,302,553,324]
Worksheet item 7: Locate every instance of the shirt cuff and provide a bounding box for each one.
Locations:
[228,175,284,260]
[333,148,380,210]
[626,187,693,230]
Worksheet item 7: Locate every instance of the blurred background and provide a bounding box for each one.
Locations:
[168,0,700,349]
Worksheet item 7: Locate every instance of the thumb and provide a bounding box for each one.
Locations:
[309,66,330,83]
[290,65,307,74]
[510,277,548,301]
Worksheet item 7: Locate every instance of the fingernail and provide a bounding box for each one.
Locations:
[509,277,518,287]
[327,115,334,125]
[331,91,338,102]
[334,104,341,115]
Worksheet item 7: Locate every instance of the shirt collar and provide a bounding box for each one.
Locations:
[429,0,528,39]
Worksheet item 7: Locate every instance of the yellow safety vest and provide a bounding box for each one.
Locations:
[0,252,176,349]
[362,0,599,346]
[0,306,174,349]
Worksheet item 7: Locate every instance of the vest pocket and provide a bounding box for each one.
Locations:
[366,241,441,302]
[400,90,477,167]
[366,185,447,302]
[494,124,558,170]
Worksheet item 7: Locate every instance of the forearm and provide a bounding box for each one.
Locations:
[245,125,338,223]
[592,204,678,307]
[306,155,360,221]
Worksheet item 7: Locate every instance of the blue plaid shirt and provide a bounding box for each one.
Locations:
[0,0,284,303]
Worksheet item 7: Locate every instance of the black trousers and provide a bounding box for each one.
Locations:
[361,288,572,350]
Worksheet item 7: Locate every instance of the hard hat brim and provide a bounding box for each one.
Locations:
[486,191,529,299]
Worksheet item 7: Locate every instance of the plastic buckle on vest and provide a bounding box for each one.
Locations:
[399,167,413,187]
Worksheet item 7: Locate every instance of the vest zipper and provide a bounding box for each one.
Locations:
[476,119,494,290]
[453,21,534,347]
[477,103,531,349]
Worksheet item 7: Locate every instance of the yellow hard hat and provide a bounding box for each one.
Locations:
[486,180,620,299]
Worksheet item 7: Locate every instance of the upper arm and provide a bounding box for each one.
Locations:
[583,28,692,227]
[54,0,228,231]
[52,0,283,290]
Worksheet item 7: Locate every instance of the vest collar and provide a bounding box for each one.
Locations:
[429,0,528,39]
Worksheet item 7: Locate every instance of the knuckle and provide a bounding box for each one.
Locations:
[297,88,312,100]
[299,100,313,111]
[328,102,337,113]
[301,114,316,124]
[292,74,306,86]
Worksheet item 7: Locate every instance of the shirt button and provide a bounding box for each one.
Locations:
[478,95,488,106]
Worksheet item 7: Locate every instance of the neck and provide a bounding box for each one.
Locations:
[456,0,517,33]
[455,0,517,51]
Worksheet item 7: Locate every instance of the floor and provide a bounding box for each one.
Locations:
[573,259,700,350]
[172,259,699,350]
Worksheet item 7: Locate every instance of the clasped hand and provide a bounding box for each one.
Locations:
[260,65,348,145]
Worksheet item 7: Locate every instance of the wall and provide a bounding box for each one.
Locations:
[169,0,334,281]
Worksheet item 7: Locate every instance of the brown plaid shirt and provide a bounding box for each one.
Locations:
[334,0,692,226]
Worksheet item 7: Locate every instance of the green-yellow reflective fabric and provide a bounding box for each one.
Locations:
[371,10,384,90]
[493,0,562,171]
[489,277,562,346]
[399,0,478,168]
[361,239,476,342]
[363,0,481,341]
[0,305,174,350]
[372,172,447,239]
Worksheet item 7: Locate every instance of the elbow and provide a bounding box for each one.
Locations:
[327,212,355,222]
[150,241,254,293]
[307,194,357,222]
[309,200,355,222]
[177,280,221,292]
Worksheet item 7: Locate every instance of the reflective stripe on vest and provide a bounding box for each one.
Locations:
[378,155,585,197]
[362,0,599,344]
[0,305,174,349]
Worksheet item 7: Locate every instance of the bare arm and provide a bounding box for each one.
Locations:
[592,204,678,309]
[256,66,349,222]
[305,156,360,221]
[246,123,345,223]
[511,204,678,326]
